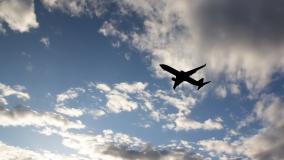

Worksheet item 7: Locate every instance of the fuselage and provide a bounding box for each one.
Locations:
[175,71,199,85]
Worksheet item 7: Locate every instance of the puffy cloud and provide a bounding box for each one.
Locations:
[41,0,110,17]
[0,0,38,32]
[95,82,222,131]
[0,96,7,105]
[241,95,284,160]
[0,83,30,102]
[90,109,106,119]
[0,23,6,33]
[55,106,84,117]
[106,90,138,113]
[56,87,85,103]
[114,82,148,93]
[40,37,50,48]
[99,21,129,41]
[166,116,223,131]
[96,82,148,113]
[41,0,87,16]
[155,90,196,113]
[0,140,87,160]
[215,86,227,98]
[96,83,111,92]
[96,0,284,94]
[0,105,85,130]
[230,83,240,95]
[46,129,203,160]
[199,94,284,160]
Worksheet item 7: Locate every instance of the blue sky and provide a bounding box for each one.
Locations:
[0,0,284,160]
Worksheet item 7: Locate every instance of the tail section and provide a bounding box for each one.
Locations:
[197,78,211,90]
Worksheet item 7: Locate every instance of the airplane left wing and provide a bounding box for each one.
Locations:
[185,64,206,76]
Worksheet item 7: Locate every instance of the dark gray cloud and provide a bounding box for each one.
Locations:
[196,0,284,47]
[103,144,203,160]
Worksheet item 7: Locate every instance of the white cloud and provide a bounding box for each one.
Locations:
[199,94,284,160]
[96,83,111,92]
[0,23,6,33]
[45,129,203,160]
[106,90,138,113]
[167,116,223,131]
[40,37,50,48]
[0,83,30,102]
[41,0,109,17]
[0,140,87,160]
[0,0,38,32]
[90,109,106,119]
[95,82,148,113]
[99,21,128,41]
[93,82,222,131]
[155,90,196,113]
[41,0,87,16]
[230,83,240,95]
[95,0,284,95]
[114,82,148,93]
[215,86,227,98]
[57,87,85,103]
[0,105,85,130]
[55,106,84,117]
[0,96,7,105]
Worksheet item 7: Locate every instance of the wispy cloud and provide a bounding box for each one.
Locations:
[40,37,50,48]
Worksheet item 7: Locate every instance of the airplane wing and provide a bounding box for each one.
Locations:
[173,79,183,89]
[160,64,179,75]
[185,64,206,76]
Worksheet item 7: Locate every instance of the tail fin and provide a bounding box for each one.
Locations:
[197,78,211,90]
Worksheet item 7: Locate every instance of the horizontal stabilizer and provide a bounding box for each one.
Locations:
[197,78,210,90]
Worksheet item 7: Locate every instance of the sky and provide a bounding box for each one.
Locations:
[0,0,284,160]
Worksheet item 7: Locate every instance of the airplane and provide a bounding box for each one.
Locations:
[160,64,211,90]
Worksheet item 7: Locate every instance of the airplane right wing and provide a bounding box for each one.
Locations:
[160,64,179,75]
[185,64,206,76]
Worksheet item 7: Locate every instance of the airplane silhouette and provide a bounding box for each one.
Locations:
[160,64,211,90]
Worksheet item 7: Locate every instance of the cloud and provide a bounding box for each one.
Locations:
[46,129,203,160]
[96,82,147,113]
[215,86,227,98]
[96,83,111,92]
[0,105,85,130]
[199,94,284,160]
[56,87,85,103]
[41,0,87,16]
[0,140,87,160]
[95,0,284,94]
[165,116,223,131]
[105,89,138,113]
[230,83,240,95]
[241,94,284,160]
[95,82,222,131]
[55,105,84,117]
[0,96,7,105]
[0,23,6,33]
[99,21,129,41]
[90,109,106,119]
[155,90,196,113]
[41,0,110,17]
[0,0,38,32]
[114,82,148,93]
[40,37,50,48]
[0,83,30,102]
